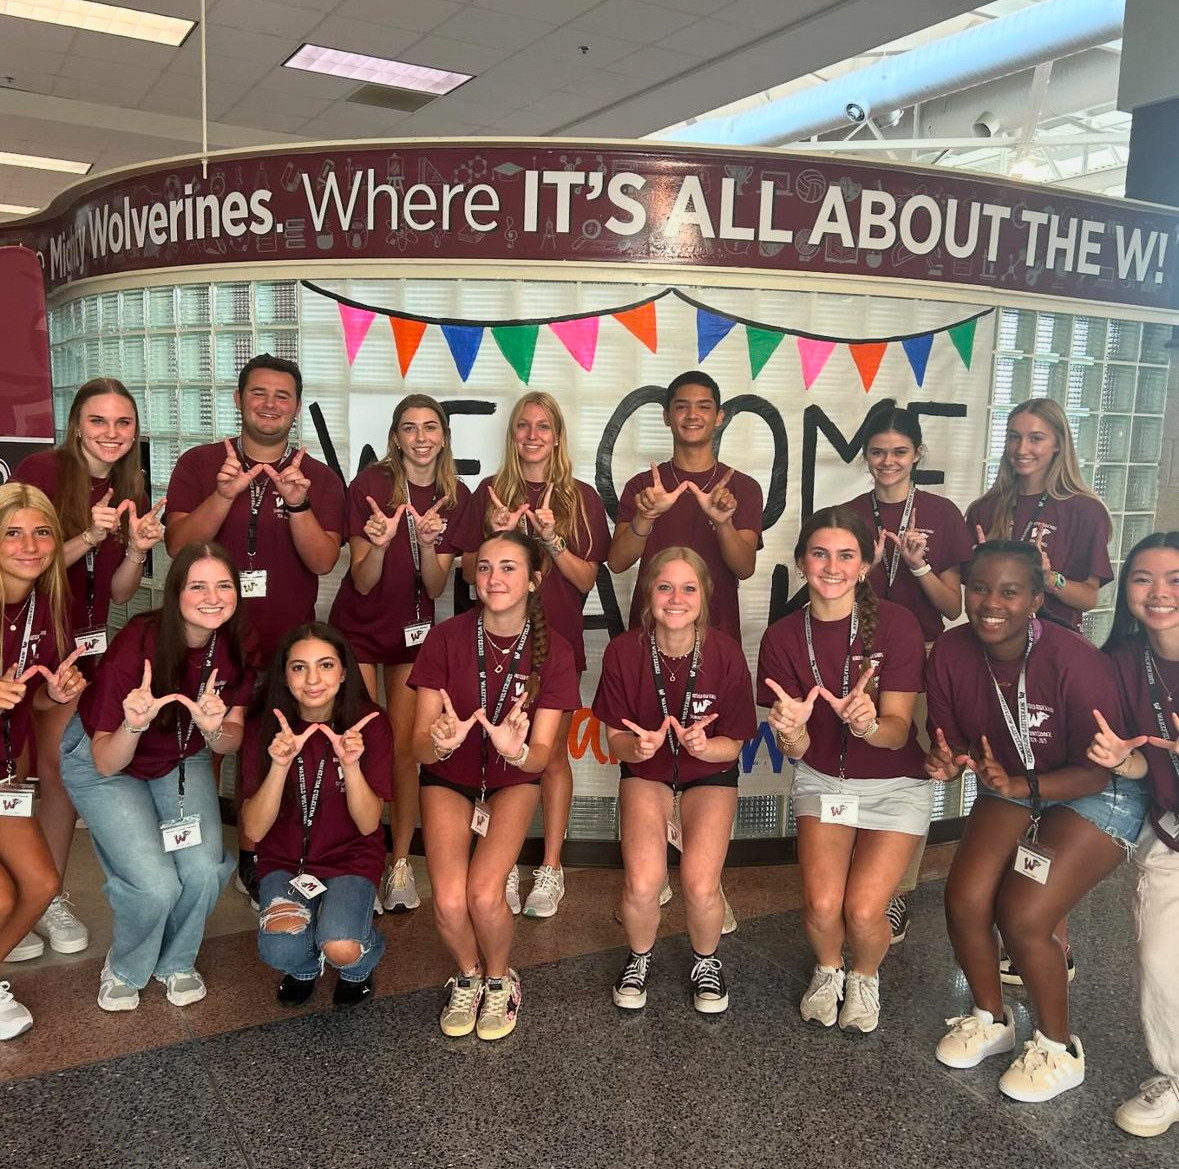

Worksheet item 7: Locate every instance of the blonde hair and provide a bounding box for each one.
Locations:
[375,394,459,512]
[978,398,1107,539]
[0,483,70,666]
[638,546,712,643]
[488,392,590,546]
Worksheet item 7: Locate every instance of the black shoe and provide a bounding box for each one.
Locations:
[886,896,910,946]
[236,852,260,911]
[277,974,317,1006]
[690,953,728,1014]
[333,974,373,1007]
[1000,946,1075,986]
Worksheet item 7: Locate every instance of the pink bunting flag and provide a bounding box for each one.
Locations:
[796,337,837,390]
[549,316,600,371]
[338,303,376,365]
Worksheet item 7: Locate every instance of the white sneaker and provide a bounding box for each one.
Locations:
[936,1005,1016,1068]
[800,965,845,1027]
[156,970,207,1006]
[505,866,521,915]
[0,981,33,1040]
[439,972,483,1037]
[999,1031,1085,1102]
[4,932,44,962]
[523,865,564,918]
[98,960,139,1012]
[1115,1075,1179,1137]
[382,858,421,913]
[659,877,673,907]
[838,970,880,1033]
[721,888,737,935]
[35,893,90,954]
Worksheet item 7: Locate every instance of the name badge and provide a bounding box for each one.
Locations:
[239,570,268,598]
[471,801,490,837]
[290,873,327,899]
[1014,841,1053,884]
[74,627,108,658]
[1158,810,1179,840]
[403,620,431,648]
[160,814,202,852]
[666,816,683,852]
[0,785,35,817]
[820,793,860,825]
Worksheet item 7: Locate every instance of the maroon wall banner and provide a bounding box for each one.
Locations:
[0,245,54,444]
[2,142,1177,310]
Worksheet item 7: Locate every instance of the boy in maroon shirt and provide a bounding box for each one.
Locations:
[164,354,345,901]
[608,371,763,643]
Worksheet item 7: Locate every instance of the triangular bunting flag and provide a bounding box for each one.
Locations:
[850,342,888,392]
[746,326,786,379]
[948,317,979,369]
[338,304,375,365]
[440,324,484,382]
[613,302,658,352]
[549,317,600,371]
[697,309,737,361]
[796,337,837,389]
[389,316,427,377]
[492,325,540,384]
[901,333,934,387]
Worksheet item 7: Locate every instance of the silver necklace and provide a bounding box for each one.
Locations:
[667,462,721,494]
[6,594,31,633]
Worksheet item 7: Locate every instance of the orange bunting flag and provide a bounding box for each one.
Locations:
[612,302,658,352]
[390,316,428,378]
[849,342,888,392]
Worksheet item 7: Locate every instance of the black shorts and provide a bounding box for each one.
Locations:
[418,768,539,804]
[620,765,740,793]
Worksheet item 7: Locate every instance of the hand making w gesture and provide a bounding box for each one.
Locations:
[364,496,405,548]
[763,678,820,742]
[819,663,877,737]
[1086,708,1148,771]
[633,463,690,522]
[430,689,481,753]
[525,483,558,544]
[687,467,738,525]
[216,438,267,501]
[268,710,322,768]
[960,735,1028,799]
[264,447,311,509]
[669,713,719,759]
[487,486,529,533]
[620,715,672,762]
[321,711,381,767]
[886,501,929,570]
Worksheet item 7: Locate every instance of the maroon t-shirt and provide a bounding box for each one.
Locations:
[407,608,581,792]
[329,465,470,665]
[79,614,256,780]
[756,599,926,778]
[965,493,1113,631]
[14,448,150,640]
[165,442,346,659]
[926,619,1119,781]
[0,593,61,771]
[592,627,757,784]
[617,461,764,642]
[241,704,394,886]
[446,476,611,672]
[844,488,972,643]
[1108,637,1179,837]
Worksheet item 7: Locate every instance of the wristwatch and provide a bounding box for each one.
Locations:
[1050,570,1066,592]
[285,498,311,513]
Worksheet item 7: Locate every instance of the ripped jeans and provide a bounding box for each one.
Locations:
[257,870,385,983]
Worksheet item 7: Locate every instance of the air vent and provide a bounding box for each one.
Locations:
[347,83,438,113]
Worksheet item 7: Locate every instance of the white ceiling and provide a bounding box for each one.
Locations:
[0,0,985,217]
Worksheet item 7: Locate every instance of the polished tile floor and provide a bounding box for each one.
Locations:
[2,832,1174,1168]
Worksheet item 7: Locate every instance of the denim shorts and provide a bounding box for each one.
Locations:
[980,777,1148,850]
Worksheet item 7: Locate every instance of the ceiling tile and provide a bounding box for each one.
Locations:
[200,25,300,67]
[713,0,828,33]
[334,0,463,32]
[430,8,555,52]
[57,54,163,89]
[0,47,66,78]
[556,69,650,101]
[51,75,156,107]
[65,31,178,70]
[571,0,699,44]
[399,108,484,136]
[445,75,532,110]
[608,44,702,78]
[480,108,560,134]
[475,0,601,19]
[396,35,509,75]
[511,26,642,71]
[433,95,520,127]
[519,89,603,122]
[656,17,763,57]
[648,0,732,13]
[218,107,310,134]
[225,88,333,119]
[207,0,325,40]
[244,65,355,101]
[301,16,422,59]
[0,15,76,53]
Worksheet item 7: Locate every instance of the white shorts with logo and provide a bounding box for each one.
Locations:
[791,761,934,836]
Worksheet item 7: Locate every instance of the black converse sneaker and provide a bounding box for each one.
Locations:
[612,950,652,1009]
[886,896,910,945]
[690,953,728,1014]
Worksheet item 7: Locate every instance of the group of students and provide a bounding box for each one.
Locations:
[0,356,1176,1138]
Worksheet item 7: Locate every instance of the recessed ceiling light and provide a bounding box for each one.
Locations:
[0,202,39,214]
[284,43,473,95]
[0,1,194,46]
[0,150,91,174]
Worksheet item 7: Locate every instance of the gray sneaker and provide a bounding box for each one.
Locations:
[838,971,880,1033]
[800,964,844,1026]
[157,970,206,1006]
[382,858,421,913]
[35,893,89,954]
[98,959,139,1012]
[523,865,564,918]
[439,972,483,1037]
[505,867,521,915]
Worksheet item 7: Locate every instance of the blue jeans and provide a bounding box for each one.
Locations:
[980,776,1149,851]
[60,713,234,989]
[257,869,384,983]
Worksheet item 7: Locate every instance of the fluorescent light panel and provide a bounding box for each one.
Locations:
[0,150,91,173]
[0,1,193,46]
[284,43,472,95]
[0,202,39,214]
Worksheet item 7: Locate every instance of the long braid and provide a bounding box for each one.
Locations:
[524,586,549,703]
[855,576,879,690]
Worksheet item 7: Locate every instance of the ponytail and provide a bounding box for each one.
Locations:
[855,575,879,670]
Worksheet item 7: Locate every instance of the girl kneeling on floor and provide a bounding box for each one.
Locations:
[593,547,755,1014]
[61,542,255,1012]
[757,506,930,1035]
[926,540,1145,1103]
[409,530,579,1041]
[241,623,391,1008]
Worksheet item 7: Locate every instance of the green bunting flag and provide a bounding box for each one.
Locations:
[491,325,540,384]
[948,317,979,370]
[746,326,786,379]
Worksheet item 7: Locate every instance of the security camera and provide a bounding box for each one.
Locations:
[844,101,869,124]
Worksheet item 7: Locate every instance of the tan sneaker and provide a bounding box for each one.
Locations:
[999,1031,1085,1102]
[476,969,521,1041]
[838,971,880,1033]
[936,1005,1016,1068]
[439,973,483,1037]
